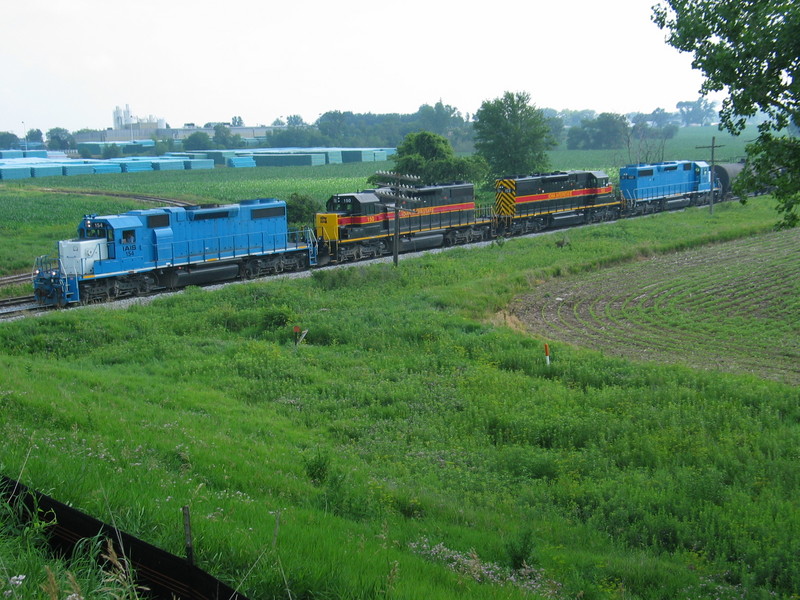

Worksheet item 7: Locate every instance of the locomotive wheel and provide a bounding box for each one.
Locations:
[133,279,151,296]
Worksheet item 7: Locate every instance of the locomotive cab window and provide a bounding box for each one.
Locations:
[81,220,108,239]
[82,228,104,239]
[328,196,354,214]
[121,230,136,244]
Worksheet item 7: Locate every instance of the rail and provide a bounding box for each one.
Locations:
[0,273,31,288]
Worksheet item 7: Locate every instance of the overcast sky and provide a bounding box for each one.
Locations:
[1,0,713,135]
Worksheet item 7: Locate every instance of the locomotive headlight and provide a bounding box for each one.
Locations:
[50,270,57,277]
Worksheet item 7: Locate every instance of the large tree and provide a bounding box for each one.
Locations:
[473,91,555,178]
[676,97,717,126]
[0,132,20,149]
[653,0,800,227]
[26,128,43,144]
[567,112,630,150]
[183,131,213,151]
[213,124,243,149]
[45,127,74,150]
[382,131,487,185]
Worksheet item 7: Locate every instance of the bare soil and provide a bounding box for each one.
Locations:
[508,228,800,385]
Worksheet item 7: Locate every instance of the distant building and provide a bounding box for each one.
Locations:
[70,106,283,144]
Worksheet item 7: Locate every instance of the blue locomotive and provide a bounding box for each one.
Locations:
[33,198,317,306]
[619,160,713,213]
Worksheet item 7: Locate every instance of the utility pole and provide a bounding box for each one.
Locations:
[373,172,422,267]
[378,200,420,266]
[696,136,724,215]
[391,205,400,266]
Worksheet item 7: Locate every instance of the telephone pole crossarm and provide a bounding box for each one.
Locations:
[696,136,725,214]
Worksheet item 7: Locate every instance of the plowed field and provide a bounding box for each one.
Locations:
[509,227,800,384]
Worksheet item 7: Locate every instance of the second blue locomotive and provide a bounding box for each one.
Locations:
[619,160,712,212]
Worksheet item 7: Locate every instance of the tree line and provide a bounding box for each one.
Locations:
[0,98,716,157]
[1,0,796,229]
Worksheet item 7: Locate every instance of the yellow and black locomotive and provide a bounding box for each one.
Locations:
[315,170,620,263]
[494,170,618,234]
[315,182,493,263]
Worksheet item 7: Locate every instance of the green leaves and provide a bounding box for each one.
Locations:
[473,91,555,179]
[653,0,800,226]
[391,131,488,185]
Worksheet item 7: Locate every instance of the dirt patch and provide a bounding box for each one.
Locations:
[507,228,800,385]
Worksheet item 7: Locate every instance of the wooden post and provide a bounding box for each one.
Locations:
[696,136,724,214]
[393,205,400,267]
[182,505,194,566]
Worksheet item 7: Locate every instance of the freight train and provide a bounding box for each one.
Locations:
[32,159,737,307]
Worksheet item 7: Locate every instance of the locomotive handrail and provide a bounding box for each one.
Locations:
[161,228,315,266]
[475,205,495,220]
[622,182,700,201]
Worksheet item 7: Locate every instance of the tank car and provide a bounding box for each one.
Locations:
[315,182,492,263]
[712,162,745,200]
[619,160,712,213]
[494,170,618,234]
[33,198,317,307]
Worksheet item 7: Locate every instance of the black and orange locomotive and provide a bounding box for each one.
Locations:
[315,170,619,263]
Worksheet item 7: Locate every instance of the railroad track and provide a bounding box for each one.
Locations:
[30,187,195,207]
[0,273,32,288]
[0,294,36,308]
[0,198,741,322]
[0,295,39,320]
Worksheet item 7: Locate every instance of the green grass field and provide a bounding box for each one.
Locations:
[549,125,755,173]
[5,161,385,205]
[1,191,797,599]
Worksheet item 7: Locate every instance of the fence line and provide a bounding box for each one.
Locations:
[0,474,250,600]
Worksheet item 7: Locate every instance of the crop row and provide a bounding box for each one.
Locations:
[511,225,799,384]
